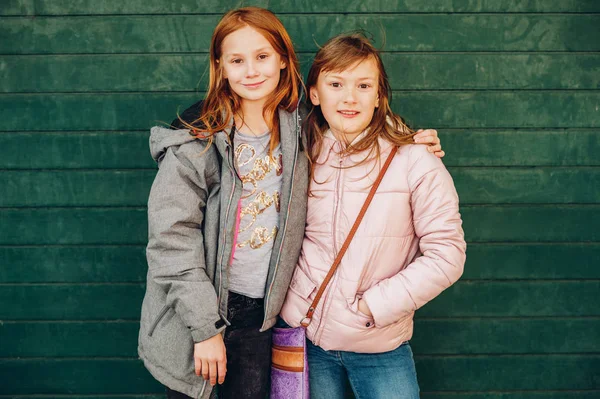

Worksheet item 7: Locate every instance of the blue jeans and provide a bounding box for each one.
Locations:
[307,340,420,399]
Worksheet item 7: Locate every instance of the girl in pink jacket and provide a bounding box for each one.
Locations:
[280,33,467,398]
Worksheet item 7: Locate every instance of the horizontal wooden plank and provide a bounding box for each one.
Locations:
[3,53,600,93]
[1,281,598,320]
[1,243,598,284]
[421,394,600,399]
[0,356,597,393]
[0,208,149,245]
[412,318,600,355]
[0,321,140,357]
[419,281,600,317]
[0,131,155,169]
[461,205,600,242]
[2,318,598,357]
[0,246,147,283]
[1,130,597,169]
[463,243,600,280]
[3,0,600,15]
[0,359,162,394]
[415,355,600,391]
[2,168,600,207]
[451,167,600,204]
[2,15,599,54]
[1,206,599,245]
[1,170,155,207]
[0,284,146,320]
[441,130,600,167]
[2,92,599,131]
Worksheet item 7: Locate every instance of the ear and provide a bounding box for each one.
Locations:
[310,86,320,106]
[375,94,379,108]
[280,60,287,70]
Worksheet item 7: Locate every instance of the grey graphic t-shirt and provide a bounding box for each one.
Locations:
[229,130,283,298]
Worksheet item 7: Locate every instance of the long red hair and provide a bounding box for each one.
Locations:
[179,7,302,155]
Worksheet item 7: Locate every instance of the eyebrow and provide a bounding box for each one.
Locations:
[325,75,377,81]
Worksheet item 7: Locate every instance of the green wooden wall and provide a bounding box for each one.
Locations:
[1,1,599,397]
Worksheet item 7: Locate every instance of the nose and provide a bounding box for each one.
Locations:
[343,86,357,104]
[245,60,259,78]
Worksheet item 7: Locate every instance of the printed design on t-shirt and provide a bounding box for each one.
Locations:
[235,143,283,249]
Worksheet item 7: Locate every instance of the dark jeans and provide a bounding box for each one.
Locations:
[166,291,272,399]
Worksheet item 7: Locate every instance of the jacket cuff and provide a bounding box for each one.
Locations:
[190,318,227,343]
[363,283,412,328]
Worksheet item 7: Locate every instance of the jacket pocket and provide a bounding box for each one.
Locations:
[148,305,170,337]
[289,267,317,300]
[346,296,375,329]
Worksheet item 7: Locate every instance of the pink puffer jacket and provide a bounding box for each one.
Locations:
[280,132,466,353]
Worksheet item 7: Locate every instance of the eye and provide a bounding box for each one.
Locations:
[231,59,243,64]
[359,83,371,89]
[330,82,341,88]
[258,54,269,60]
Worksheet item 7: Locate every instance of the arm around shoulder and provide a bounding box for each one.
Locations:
[363,145,466,327]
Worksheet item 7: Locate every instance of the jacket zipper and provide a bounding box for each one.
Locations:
[313,153,344,345]
[264,111,300,320]
[217,145,237,311]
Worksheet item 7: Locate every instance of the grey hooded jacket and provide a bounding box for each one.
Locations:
[138,104,309,398]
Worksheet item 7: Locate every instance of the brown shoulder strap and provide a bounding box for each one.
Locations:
[301,147,397,327]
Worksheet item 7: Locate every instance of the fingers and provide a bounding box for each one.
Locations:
[195,356,201,377]
[209,360,217,386]
[414,135,440,145]
[201,359,209,381]
[413,129,438,143]
[217,359,227,385]
[427,144,442,153]
[434,150,445,159]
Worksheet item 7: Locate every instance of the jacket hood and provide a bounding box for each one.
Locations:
[149,126,201,164]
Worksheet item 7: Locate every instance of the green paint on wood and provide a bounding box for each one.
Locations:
[2,15,599,54]
[2,92,599,131]
[1,281,598,320]
[2,318,598,357]
[2,167,599,207]
[1,243,598,284]
[0,2,598,397]
[415,355,600,391]
[0,246,147,283]
[1,206,598,245]
[440,130,600,167]
[463,243,600,279]
[0,356,597,393]
[0,131,154,169]
[1,130,597,169]
[3,53,600,92]
[0,359,162,394]
[420,394,600,399]
[4,0,600,15]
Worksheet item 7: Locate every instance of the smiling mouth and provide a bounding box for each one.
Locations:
[243,80,266,88]
[338,110,360,117]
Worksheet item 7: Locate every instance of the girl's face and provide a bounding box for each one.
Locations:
[310,57,380,142]
[220,25,286,107]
